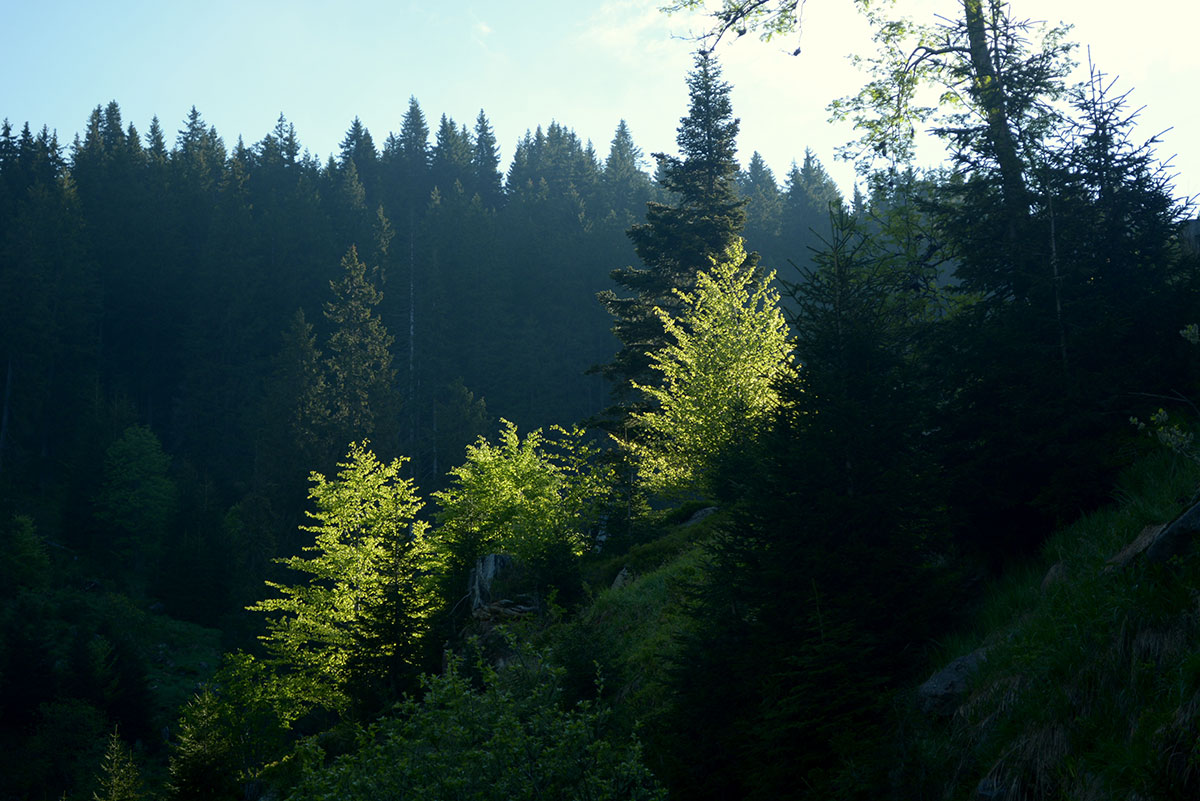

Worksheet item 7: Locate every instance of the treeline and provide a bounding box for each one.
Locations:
[5,1,1200,796]
[0,96,839,605]
[0,81,842,798]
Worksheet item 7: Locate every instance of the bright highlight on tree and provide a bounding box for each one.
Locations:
[626,238,793,497]
[248,442,430,718]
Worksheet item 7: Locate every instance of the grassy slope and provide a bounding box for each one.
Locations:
[897,450,1200,799]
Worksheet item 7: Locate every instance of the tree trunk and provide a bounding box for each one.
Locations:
[961,0,1029,242]
[0,357,12,477]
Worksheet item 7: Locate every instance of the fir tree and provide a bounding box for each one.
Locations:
[470,109,502,207]
[322,246,399,456]
[598,50,752,398]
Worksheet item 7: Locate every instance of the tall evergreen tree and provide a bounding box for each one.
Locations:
[430,114,473,197]
[339,116,379,202]
[739,151,782,257]
[601,119,653,225]
[598,51,752,398]
[470,109,502,207]
[322,246,400,458]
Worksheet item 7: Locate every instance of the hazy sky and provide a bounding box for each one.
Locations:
[3,0,1197,203]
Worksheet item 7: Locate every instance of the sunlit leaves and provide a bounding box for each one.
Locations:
[626,238,792,497]
[248,442,428,717]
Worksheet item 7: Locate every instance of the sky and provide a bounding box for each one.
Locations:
[2,0,1197,204]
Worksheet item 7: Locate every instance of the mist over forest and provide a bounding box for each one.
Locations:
[3,2,1200,799]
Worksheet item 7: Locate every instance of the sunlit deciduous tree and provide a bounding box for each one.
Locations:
[625,238,792,498]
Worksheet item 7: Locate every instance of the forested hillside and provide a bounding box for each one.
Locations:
[2,1,1199,798]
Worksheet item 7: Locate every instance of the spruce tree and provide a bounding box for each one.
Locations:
[470,109,502,207]
[598,50,752,398]
[322,246,399,452]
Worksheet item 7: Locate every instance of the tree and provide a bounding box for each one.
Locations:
[624,238,791,498]
[430,114,473,196]
[93,425,178,587]
[470,109,503,207]
[322,246,399,458]
[248,443,430,718]
[338,116,378,200]
[92,727,142,801]
[288,653,666,801]
[598,50,752,398]
[602,119,653,224]
[428,421,612,621]
[739,150,782,258]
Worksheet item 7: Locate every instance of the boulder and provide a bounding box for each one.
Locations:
[1105,524,1166,571]
[682,506,718,527]
[611,566,634,590]
[1040,561,1066,592]
[1145,500,1200,563]
[918,647,989,716]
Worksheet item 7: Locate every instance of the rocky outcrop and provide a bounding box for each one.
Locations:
[918,647,989,716]
[611,566,634,590]
[682,506,718,527]
[1105,524,1166,571]
[1145,500,1200,563]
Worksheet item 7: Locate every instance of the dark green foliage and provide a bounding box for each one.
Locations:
[599,50,753,398]
[321,246,400,458]
[289,653,666,801]
[93,425,177,587]
[166,687,247,801]
[657,205,958,800]
[933,60,1199,554]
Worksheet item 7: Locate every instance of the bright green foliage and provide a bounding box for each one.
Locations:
[626,238,791,497]
[248,443,429,718]
[289,654,666,801]
[428,421,613,611]
[93,727,142,801]
[431,421,611,561]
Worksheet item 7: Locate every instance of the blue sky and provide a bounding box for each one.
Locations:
[3,0,1197,203]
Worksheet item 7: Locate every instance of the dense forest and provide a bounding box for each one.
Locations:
[3,1,1200,798]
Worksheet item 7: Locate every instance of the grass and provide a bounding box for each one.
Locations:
[897,450,1200,799]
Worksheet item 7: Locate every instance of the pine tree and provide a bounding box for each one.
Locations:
[739,151,782,256]
[339,116,379,202]
[430,114,473,197]
[601,119,653,224]
[93,727,141,801]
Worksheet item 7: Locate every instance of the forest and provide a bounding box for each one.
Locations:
[2,0,1200,798]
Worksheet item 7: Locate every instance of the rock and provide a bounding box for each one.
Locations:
[1105,524,1166,571]
[1146,499,1200,563]
[1040,561,1065,592]
[918,647,988,716]
[611,566,634,590]
[467,554,515,611]
[974,776,1011,800]
[682,506,718,527]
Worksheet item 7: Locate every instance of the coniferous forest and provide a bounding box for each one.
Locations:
[3,2,1200,799]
